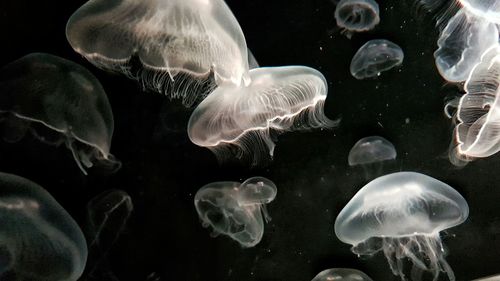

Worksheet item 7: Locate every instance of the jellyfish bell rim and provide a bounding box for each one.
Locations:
[312,267,374,281]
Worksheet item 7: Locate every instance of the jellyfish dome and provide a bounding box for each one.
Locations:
[350,39,404,79]
[0,172,87,280]
[66,0,250,106]
[335,172,469,281]
[334,0,380,37]
[0,53,120,175]
[194,176,277,247]
[458,0,500,23]
[311,268,373,281]
[188,66,337,165]
[348,136,396,165]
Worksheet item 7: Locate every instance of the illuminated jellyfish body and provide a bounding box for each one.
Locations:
[0,53,120,175]
[449,45,500,166]
[334,0,380,38]
[0,172,87,280]
[348,136,397,180]
[350,39,404,79]
[434,8,498,82]
[459,0,500,24]
[472,274,500,281]
[312,268,373,281]
[194,177,277,247]
[188,66,337,165]
[66,0,250,106]
[335,172,469,281]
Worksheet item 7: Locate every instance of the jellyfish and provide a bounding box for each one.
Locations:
[188,66,337,165]
[312,268,374,281]
[0,53,120,175]
[334,172,469,281]
[350,39,404,79]
[449,45,500,166]
[0,172,88,280]
[458,0,500,23]
[472,274,500,281]
[434,8,498,82]
[334,0,380,38]
[194,176,277,247]
[66,0,250,106]
[348,136,397,180]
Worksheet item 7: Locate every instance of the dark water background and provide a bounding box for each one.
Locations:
[0,0,499,280]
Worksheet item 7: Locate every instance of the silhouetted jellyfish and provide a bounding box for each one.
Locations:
[449,45,500,166]
[188,66,337,165]
[66,0,250,106]
[350,39,404,79]
[194,176,277,247]
[434,8,498,82]
[0,172,87,280]
[458,0,500,23]
[0,53,120,175]
[312,268,373,281]
[334,0,380,38]
[348,136,397,180]
[335,172,469,281]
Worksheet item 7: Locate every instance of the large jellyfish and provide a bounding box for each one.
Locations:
[0,53,120,175]
[188,66,337,165]
[0,172,88,280]
[334,172,469,281]
[334,0,380,38]
[312,268,373,281]
[458,0,500,23]
[348,136,397,180]
[66,0,250,106]
[194,176,277,247]
[350,39,404,79]
[449,45,500,166]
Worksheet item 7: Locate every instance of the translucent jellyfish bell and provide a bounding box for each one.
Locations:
[66,0,250,106]
[348,136,397,180]
[0,172,87,280]
[194,176,277,247]
[350,39,404,79]
[335,172,469,281]
[334,0,380,38]
[458,0,500,23]
[311,268,374,281]
[188,66,337,165]
[0,53,120,175]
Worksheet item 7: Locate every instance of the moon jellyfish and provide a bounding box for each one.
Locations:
[472,274,500,281]
[0,53,120,175]
[334,0,380,38]
[312,268,373,281]
[458,0,500,23]
[335,172,469,281]
[194,176,277,247]
[188,66,337,165]
[434,8,498,82]
[66,0,250,106]
[0,172,88,280]
[350,39,404,79]
[348,136,397,180]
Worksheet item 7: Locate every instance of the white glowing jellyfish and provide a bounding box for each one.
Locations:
[312,268,373,281]
[0,53,120,175]
[188,66,337,165]
[458,0,500,24]
[194,176,277,247]
[350,39,404,79]
[335,172,469,281]
[66,0,250,106]
[334,0,380,38]
[0,172,88,280]
[348,136,397,180]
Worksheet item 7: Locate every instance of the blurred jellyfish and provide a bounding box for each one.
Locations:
[348,136,397,180]
[334,0,380,38]
[472,274,500,281]
[312,268,373,281]
[449,45,500,166]
[0,53,120,175]
[335,172,469,281]
[458,0,500,23]
[188,66,337,165]
[194,176,277,247]
[350,39,404,79]
[66,0,250,106]
[0,172,87,280]
[248,49,260,69]
[434,8,498,82]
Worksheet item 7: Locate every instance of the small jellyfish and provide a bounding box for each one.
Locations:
[434,8,498,82]
[188,66,337,165]
[0,172,88,280]
[194,176,277,247]
[348,136,397,180]
[458,0,500,23]
[335,172,469,281]
[0,53,120,175]
[311,268,374,281]
[350,39,404,79]
[334,0,380,38]
[66,0,250,106]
